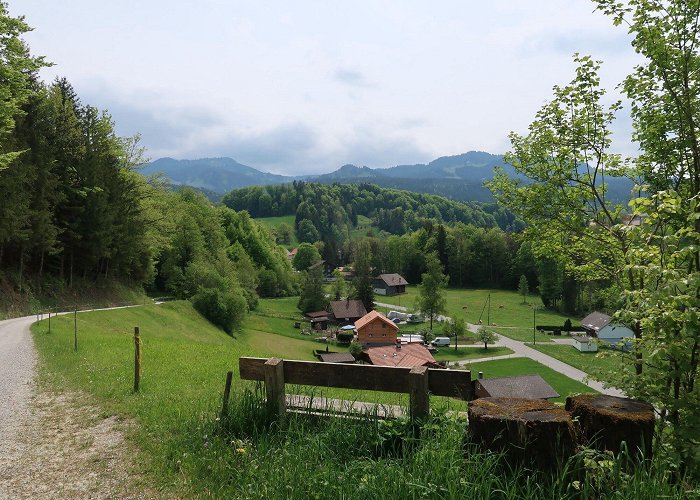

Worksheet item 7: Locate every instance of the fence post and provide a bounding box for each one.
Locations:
[221,370,233,418]
[409,366,430,421]
[264,358,285,423]
[48,309,51,334]
[74,306,78,351]
[134,327,141,392]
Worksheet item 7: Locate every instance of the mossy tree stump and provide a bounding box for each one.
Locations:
[468,397,576,469]
[565,394,654,459]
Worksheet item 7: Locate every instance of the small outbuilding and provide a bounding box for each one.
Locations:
[372,274,409,296]
[318,352,356,364]
[474,374,559,400]
[581,312,633,348]
[305,311,329,330]
[354,310,399,346]
[572,335,598,352]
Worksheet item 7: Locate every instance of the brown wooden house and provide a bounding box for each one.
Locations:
[373,273,408,296]
[330,299,367,325]
[354,310,398,346]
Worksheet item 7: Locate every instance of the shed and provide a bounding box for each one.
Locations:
[581,312,634,348]
[372,273,409,296]
[572,335,598,352]
[318,352,356,364]
[330,299,367,325]
[355,310,399,346]
[474,374,559,400]
[305,311,329,331]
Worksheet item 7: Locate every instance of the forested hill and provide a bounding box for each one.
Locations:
[221,181,523,237]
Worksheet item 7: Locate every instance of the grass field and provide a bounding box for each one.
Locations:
[493,327,555,343]
[432,346,513,362]
[254,215,298,248]
[529,343,631,384]
[377,286,576,328]
[460,357,596,404]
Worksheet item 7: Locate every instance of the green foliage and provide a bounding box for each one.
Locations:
[349,340,363,358]
[297,266,327,313]
[352,239,374,312]
[292,243,321,271]
[518,274,529,304]
[336,331,354,345]
[192,287,247,334]
[477,327,497,350]
[442,318,466,349]
[330,268,347,300]
[416,253,448,329]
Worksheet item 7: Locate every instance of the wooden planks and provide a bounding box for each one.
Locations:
[239,357,472,400]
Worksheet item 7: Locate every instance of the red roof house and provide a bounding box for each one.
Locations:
[354,310,399,346]
[362,343,440,368]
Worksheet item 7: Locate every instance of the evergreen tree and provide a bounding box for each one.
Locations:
[297,266,327,313]
[352,239,374,312]
[416,253,448,330]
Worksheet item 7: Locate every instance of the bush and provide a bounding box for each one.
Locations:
[336,331,354,345]
[192,287,248,334]
[349,340,363,358]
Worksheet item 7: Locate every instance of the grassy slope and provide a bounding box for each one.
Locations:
[254,215,298,248]
[529,343,632,384]
[433,346,513,362]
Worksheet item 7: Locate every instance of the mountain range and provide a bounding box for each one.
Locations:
[141,151,632,204]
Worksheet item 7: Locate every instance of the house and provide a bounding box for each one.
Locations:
[330,299,367,325]
[318,352,356,364]
[361,343,440,368]
[474,374,559,400]
[581,311,634,347]
[287,248,298,261]
[572,335,598,352]
[354,310,398,346]
[305,311,329,331]
[373,273,409,296]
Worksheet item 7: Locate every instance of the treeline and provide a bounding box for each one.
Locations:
[0,6,295,330]
[221,181,524,266]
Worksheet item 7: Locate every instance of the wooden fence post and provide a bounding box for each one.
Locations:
[264,358,285,423]
[48,309,51,334]
[133,327,141,392]
[74,306,78,352]
[221,370,233,418]
[409,366,430,421]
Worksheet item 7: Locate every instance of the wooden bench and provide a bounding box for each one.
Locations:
[239,357,473,423]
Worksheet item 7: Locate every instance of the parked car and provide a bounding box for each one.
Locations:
[431,337,451,347]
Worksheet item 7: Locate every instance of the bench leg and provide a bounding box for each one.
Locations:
[265,358,286,424]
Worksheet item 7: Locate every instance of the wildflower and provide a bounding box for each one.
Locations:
[236,447,246,454]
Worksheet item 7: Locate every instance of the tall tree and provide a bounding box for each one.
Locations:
[353,239,374,312]
[416,253,448,330]
[297,266,327,313]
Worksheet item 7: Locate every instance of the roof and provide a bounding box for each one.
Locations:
[330,300,367,320]
[375,273,409,286]
[318,352,356,363]
[363,343,439,368]
[476,374,559,400]
[305,311,329,319]
[572,335,596,343]
[581,312,612,332]
[288,248,298,257]
[354,310,399,331]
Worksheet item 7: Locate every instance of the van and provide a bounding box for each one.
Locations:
[431,337,451,347]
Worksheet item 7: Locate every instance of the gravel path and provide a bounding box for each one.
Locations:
[0,314,155,499]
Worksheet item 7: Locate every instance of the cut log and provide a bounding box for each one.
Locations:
[467,397,576,469]
[565,394,654,459]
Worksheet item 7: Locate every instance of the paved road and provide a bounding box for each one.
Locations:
[0,315,38,449]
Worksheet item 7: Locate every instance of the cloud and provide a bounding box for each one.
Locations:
[333,68,373,88]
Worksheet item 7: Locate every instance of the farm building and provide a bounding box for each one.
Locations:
[330,299,367,325]
[581,312,633,348]
[474,374,559,400]
[572,335,598,352]
[373,273,408,296]
[355,310,398,346]
[361,343,440,368]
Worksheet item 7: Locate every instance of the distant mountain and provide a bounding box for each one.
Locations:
[142,151,633,204]
[140,157,289,192]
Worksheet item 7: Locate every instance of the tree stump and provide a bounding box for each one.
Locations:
[565,394,654,459]
[468,397,576,469]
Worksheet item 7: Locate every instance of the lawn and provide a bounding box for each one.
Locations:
[493,327,554,343]
[254,214,298,248]
[432,346,513,362]
[529,343,631,384]
[377,286,577,331]
[459,357,597,404]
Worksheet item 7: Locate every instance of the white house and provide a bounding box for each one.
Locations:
[581,312,633,348]
[572,335,598,352]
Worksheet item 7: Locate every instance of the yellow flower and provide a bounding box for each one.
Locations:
[236,447,246,454]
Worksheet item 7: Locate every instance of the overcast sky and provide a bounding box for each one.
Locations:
[15,1,641,175]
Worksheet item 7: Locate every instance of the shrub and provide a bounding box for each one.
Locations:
[192,287,248,334]
[336,331,354,345]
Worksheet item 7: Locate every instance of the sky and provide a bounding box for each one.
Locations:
[15,1,641,175]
